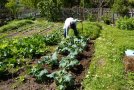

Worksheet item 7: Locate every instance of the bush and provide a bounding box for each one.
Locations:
[116,17,134,30]
[0,19,33,32]
[101,14,112,25]
[87,14,96,22]
[69,22,102,39]
[37,0,62,21]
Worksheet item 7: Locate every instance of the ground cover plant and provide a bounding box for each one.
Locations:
[84,23,134,90]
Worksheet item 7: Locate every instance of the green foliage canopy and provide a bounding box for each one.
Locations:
[5,0,20,18]
[37,0,63,21]
[20,0,42,9]
[112,0,129,16]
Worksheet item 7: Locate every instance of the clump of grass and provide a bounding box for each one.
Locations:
[0,19,33,33]
[83,23,134,90]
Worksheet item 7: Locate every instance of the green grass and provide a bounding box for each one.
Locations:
[83,23,134,90]
[0,19,33,33]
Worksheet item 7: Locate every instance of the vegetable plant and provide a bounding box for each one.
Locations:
[59,56,80,70]
[47,69,74,90]
[44,31,62,45]
[38,52,59,67]
[30,65,49,81]
[57,36,89,56]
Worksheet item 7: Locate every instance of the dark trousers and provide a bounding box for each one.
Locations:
[64,23,79,38]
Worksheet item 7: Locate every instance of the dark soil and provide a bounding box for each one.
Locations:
[0,40,94,90]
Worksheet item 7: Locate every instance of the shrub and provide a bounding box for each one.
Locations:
[101,14,112,25]
[87,14,96,22]
[116,17,134,30]
[37,0,63,21]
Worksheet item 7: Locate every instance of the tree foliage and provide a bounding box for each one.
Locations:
[20,0,42,9]
[0,0,8,8]
[37,0,63,21]
[5,0,20,18]
[112,0,129,16]
[128,0,134,7]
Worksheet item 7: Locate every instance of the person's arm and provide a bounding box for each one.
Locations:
[75,19,82,22]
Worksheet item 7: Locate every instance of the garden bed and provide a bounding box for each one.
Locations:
[0,40,94,90]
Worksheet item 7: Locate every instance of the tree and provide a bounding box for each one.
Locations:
[87,0,112,20]
[20,0,42,9]
[0,0,8,8]
[38,0,63,21]
[128,0,134,8]
[5,0,21,18]
[112,0,129,16]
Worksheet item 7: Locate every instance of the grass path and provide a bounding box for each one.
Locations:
[83,24,134,90]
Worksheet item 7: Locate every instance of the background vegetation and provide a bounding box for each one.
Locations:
[0,0,134,21]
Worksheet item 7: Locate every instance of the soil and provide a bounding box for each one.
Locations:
[123,56,134,72]
[0,40,94,90]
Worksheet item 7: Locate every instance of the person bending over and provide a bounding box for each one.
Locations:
[63,17,81,38]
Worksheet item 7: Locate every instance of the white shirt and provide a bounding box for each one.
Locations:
[63,17,77,29]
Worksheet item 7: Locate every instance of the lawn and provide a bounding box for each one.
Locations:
[83,23,134,90]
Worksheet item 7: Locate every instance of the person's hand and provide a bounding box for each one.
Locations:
[78,20,82,22]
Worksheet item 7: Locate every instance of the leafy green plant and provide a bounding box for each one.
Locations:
[38,52,59,67]
[47,69,74,90]
[59,56,80,70]
[44,31,62,45]
[57,36,88,56]
[30,65,49,81]
[0,35,49,59]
